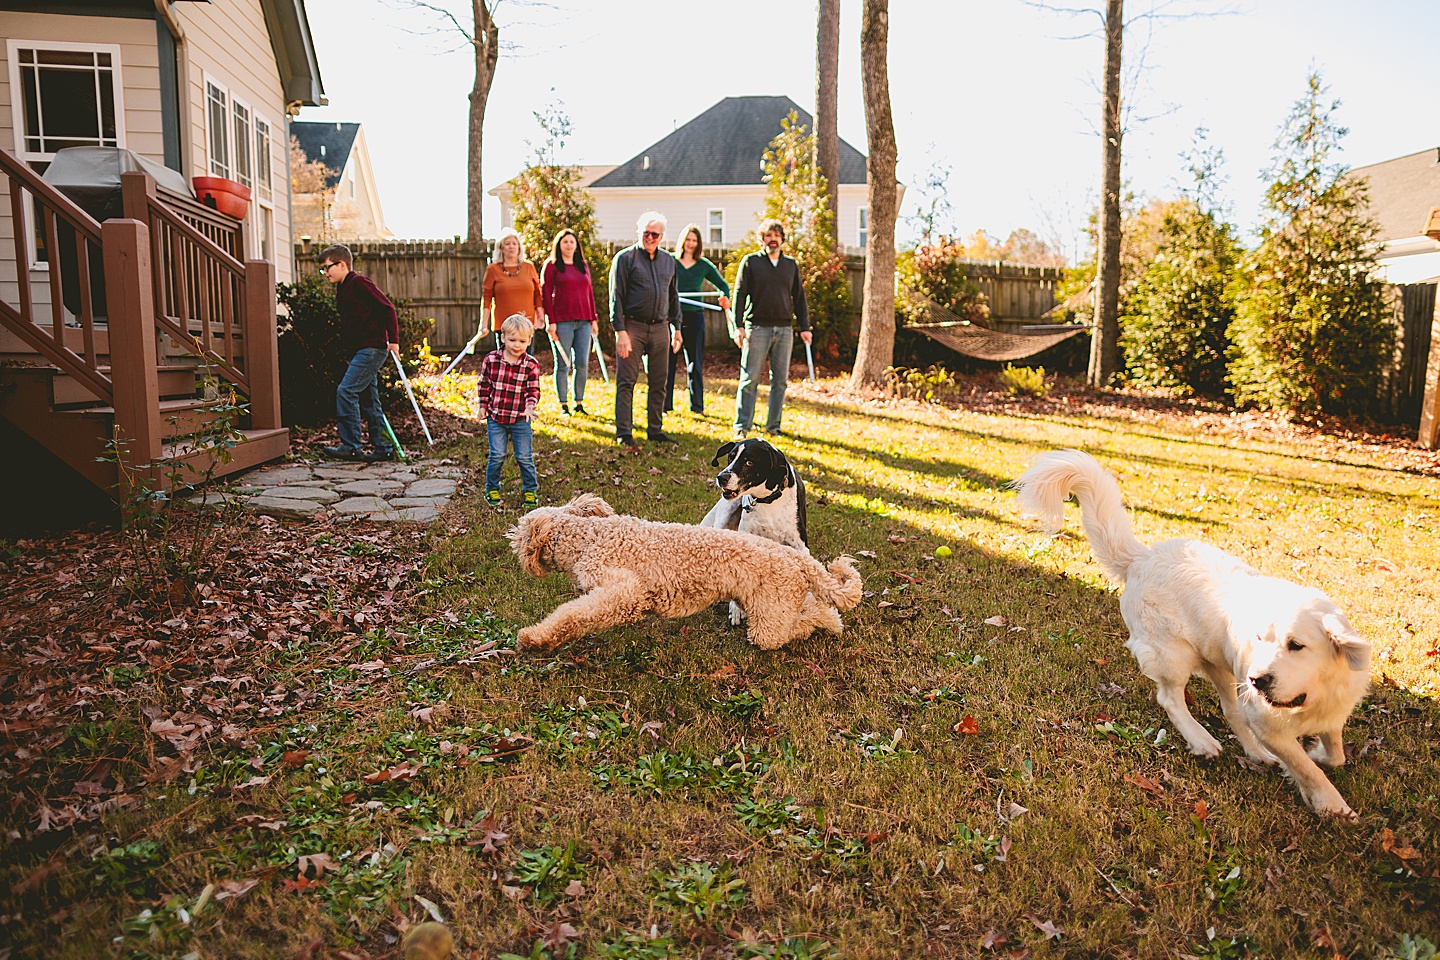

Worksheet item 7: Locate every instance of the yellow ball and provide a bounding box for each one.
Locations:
[403,922,455,960]
[934,545,952,559]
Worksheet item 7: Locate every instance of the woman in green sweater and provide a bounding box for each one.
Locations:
[666,224,731,414]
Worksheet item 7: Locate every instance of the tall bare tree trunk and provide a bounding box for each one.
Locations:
[1090,0,1123,386]
[467,0,499,243]
[815,0,840,248]
[850,0,897,388]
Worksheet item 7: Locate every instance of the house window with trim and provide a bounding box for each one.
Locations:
[858,206,869,250]
[204,75,278,261]
[707,208,724,246]
[253,118,274,261]
[231,99,252,190]
[8,40,125,265]
[206,80,229,178]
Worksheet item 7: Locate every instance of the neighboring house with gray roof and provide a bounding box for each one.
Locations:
[491,95,891,251]
[1351,147,1440,284]
[290,119,390,240]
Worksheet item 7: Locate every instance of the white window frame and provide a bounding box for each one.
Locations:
[858,206,869,250]
[6,39,126,270]
[230,94,254,192]
[707,208,725,246]
[202,73,279,262]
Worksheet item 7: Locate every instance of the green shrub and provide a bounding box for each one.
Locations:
[1000,364,1049,398]
[276,271,430,427]
[1121,199,1240,396]
[896,242,990,326]
[883,364,957,402]
[1227,72,1394,415]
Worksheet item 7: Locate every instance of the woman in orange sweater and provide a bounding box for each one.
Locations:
[482,228,544,351]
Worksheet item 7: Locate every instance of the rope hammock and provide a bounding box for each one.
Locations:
[902,287,1090,362]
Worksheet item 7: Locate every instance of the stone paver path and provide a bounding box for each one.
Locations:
[206,459,469,522]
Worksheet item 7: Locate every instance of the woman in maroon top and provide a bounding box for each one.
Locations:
[541,228,599,416]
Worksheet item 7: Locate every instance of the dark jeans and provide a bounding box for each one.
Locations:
[336,346,392,454]
[486,417,537,492]
[665,311,706,413]
[615,320,673,438]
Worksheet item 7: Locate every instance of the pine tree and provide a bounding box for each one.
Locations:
[1228,72,1392,415]
[1120,133,1241,396]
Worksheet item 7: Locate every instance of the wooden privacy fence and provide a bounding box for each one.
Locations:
[1386,282,1438,431]
[295,241,1062,351]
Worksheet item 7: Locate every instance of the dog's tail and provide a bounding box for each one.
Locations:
[1011,449,1149,583]
[804,555,863,611]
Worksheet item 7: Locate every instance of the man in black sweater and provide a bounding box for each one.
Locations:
[609,212,683,448]
[318,244,399,461]
[731,219,810,439]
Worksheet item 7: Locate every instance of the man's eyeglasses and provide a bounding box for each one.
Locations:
[642,231,662,240]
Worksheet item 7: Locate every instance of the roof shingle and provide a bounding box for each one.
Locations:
[290,121,359,189]
[1350,147,1440,242]
[589,95,866,189]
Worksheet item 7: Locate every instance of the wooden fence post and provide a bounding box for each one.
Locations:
[243,258,282,430]
[1418,289,1440,450]
[102,218,161,491]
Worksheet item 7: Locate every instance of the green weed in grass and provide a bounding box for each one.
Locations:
[651,861,746,921]
[737,938,834,959]
[510,839,587,904]
[592,931,681,959]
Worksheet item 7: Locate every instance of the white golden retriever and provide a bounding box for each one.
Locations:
[1013,450,1372,817]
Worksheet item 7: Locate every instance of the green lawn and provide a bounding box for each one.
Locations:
[4,372,1438,960]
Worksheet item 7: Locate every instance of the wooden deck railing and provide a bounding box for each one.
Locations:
[0,148,112,403]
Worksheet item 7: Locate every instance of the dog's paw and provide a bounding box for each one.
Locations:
[515,626,549,651]
[1310,792,1356,820]
[1304,737,1344,769]
[1185,734,1224,759]
[728,601,745,626]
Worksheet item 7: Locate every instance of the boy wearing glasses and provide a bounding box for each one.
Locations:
[609,212,683,449]
[317,244,399,462]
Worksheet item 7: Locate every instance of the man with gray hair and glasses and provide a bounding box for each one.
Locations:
[609,212,683,448]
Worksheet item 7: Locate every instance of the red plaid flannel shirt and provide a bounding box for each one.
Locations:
[477,349,541,424]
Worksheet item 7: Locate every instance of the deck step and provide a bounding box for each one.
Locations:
[162,427,290,485]
[60,397,231,441]
[52,365,198,406]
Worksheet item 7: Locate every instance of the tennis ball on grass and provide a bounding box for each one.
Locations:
[403,922,455,960]
[934,545,952,559]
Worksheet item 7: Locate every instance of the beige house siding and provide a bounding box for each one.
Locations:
[176,0,293,281]
[294,126,391,241]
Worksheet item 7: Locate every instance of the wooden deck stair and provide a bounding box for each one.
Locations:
[1,147,289,506]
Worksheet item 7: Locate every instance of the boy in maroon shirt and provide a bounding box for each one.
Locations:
[478,314,542,506]
[318,244,399,461]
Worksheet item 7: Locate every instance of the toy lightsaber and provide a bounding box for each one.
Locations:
[804,340,815,383]
[678,297,722,312]
[551,336,574,370]
[592,336,609,383]
[381,412,408,461]
[439,326,488,381]
[392,350,434,446]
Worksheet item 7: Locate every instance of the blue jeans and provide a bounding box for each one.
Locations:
[552,321,592,405]
[486,417,537,493]
[665,311,706,413]
[734,324,793,434]
[336,346,393,454]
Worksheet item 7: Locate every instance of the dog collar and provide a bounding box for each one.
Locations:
[744,465,793,510]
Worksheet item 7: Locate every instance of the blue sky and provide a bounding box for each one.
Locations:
[301,0,1440,259]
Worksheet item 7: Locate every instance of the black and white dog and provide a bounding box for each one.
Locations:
[700,438,808,551]
[700,439,809,626]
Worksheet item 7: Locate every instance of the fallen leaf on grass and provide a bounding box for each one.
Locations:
[1124,772,1164,795]
[980,929,1009,951]
[639,720,664,741]
[983,615,1007,627]
[414,894,444,923]
[465,814,508,854]
[954,715,979,736]
[281,750,310,768]
[1193,800,1209,822]
[362,760,422,784]
[856,550,877,559]
[1007,802,1029,818]
[1027,915,1064,940]
[564,880,585,897]
[706,664,737,680]
[297,852,339,879]
[214,877,261,901]
[292,935,325,960]
[1381,828,1422,862]
[994,836,1012,862]
[542,921,579,949]
[235,815,285,831]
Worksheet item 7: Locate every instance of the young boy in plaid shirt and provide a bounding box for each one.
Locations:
[478,314,542,506]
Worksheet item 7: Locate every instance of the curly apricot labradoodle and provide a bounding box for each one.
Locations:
[508,494,862,652]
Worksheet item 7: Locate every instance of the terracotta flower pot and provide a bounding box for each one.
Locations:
[192,176,251,220]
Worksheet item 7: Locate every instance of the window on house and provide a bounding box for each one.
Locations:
[707,208,724,246]
[231,99,252,190]
[256,205,274,263]
[253,118,273,202]
[9,41,124,267]
[858,207,869,250]
[206,81,229,178]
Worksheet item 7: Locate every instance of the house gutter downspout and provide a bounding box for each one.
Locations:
[153,0,191,176]
[285,102,302,282]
